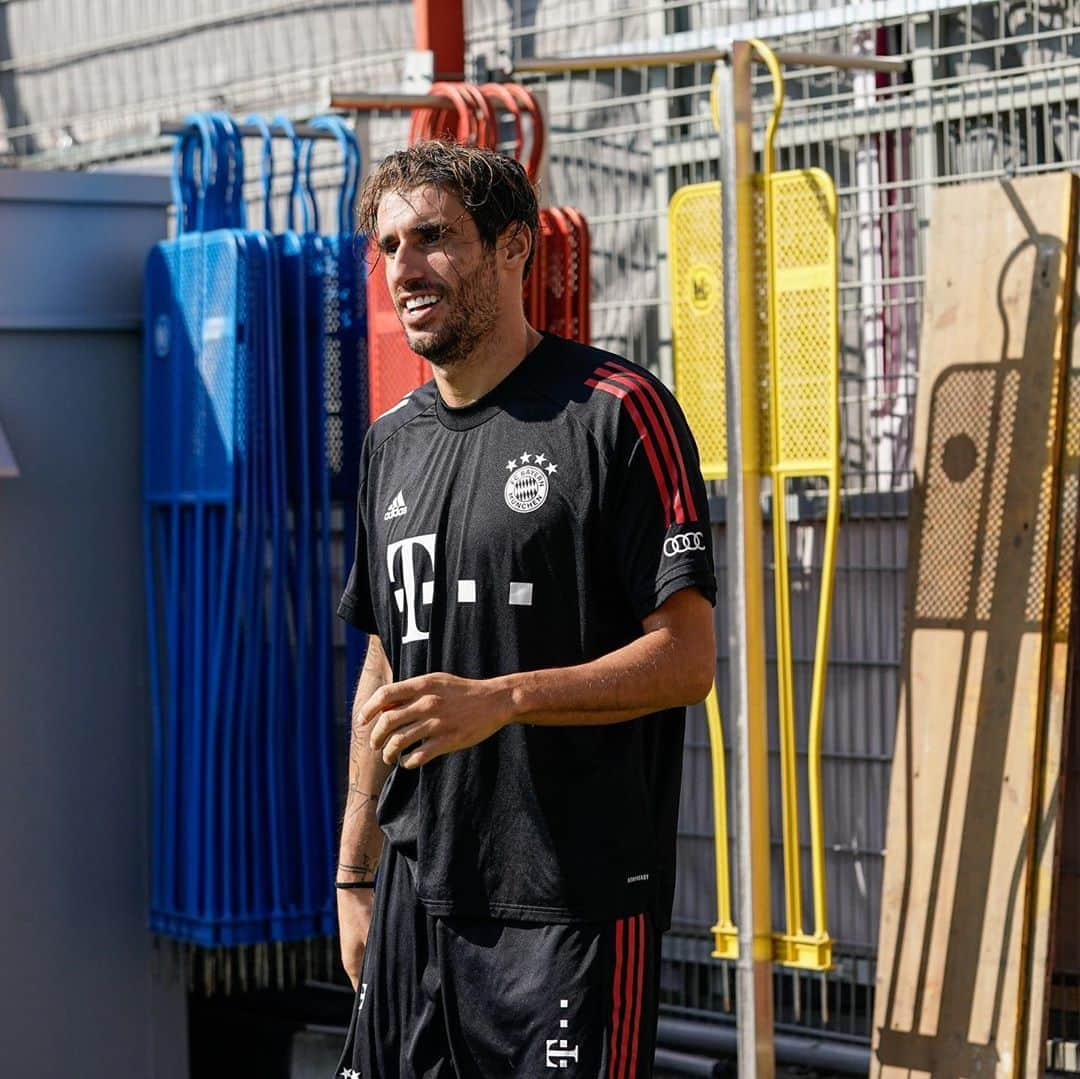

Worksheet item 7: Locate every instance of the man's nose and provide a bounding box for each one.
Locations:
[386,241,427,292]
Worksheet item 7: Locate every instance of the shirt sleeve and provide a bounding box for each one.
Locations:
[337,472,378,633]
[608,379,717,622]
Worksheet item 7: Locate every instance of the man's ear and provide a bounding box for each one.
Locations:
[499,222,533,271]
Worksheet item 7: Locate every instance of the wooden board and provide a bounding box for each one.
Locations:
[871,173,1077,1079]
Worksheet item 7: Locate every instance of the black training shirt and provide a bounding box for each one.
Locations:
[338,334,715,927]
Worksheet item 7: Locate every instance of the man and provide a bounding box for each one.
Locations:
[335,141,715,1078]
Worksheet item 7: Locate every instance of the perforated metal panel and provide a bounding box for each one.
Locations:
[366,265,431,422]
[322,246,343,475]
[668,181,728,480]
[668,168,837,480]
[1055,371,1080,636]
[769,168,839,473]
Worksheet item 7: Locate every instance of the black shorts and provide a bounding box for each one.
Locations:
[334,843,661,1078]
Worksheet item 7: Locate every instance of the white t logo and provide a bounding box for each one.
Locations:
[386,533,437,643]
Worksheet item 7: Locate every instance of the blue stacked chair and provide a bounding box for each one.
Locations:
[303,116,370,900]
[144,111,367,985]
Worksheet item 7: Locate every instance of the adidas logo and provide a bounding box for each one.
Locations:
[384,490,408,521]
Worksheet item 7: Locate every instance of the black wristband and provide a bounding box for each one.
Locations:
[335,880,375,890]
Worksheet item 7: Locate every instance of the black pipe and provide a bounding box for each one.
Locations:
[657,1014,871,1075]
[653,1046,729,1077]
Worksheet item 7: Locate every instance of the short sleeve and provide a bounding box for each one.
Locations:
[608,381,717,622]
[337,476,378,633]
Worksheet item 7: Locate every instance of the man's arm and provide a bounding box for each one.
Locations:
[362,586,714,770]
[337,635,393,989]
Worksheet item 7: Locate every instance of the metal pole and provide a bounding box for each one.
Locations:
[329,91,455,112]
[414,0,465,81]
[511,47,906,76]
[158,120,343,140]
[717,42,775,1079]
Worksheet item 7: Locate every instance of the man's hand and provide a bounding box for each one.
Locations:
[338,888,375,990]
[360,673,514,769]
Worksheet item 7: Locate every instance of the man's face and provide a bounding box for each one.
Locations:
[374,185,500,366]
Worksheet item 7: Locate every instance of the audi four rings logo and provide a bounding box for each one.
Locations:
[664,532,705,556]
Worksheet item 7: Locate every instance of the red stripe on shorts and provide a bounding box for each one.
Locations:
[627,915,647,1078]
[608,918,626,1079]
[618,914,639,1078]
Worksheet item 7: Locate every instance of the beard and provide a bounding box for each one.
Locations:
[401,249,500,367]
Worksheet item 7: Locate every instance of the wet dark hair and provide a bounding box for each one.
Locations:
[356,140,540,277]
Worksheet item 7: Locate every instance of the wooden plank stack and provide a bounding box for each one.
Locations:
[872,172,1080,1078]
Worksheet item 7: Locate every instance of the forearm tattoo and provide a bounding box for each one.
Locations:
[337,853,379,879]
[345,782,378,821]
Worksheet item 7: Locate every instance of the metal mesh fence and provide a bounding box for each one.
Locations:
[6,0,1080,1050]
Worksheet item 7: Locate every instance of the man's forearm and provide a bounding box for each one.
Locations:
[504,591,714,726]
[338,637,393,881]
[361,588,716,770]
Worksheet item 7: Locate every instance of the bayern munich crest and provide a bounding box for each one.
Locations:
[504,451,557,513]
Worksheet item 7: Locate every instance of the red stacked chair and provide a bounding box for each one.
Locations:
[535,206,590,344]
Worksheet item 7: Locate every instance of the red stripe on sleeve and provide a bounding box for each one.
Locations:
[599,361,699,521]
[627,915,647,1078]
[608,918,625,1079]
[595,365,687,524]
[586,378,673,528]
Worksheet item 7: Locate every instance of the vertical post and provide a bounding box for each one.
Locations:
[717,42,775,1079]
[646,6,675,388]
[649,61,676,389]
[413,0,466,81]
[852,28,888,488]
[910,17,936,261]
